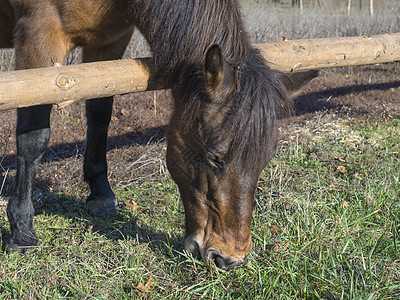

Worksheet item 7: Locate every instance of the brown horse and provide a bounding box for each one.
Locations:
[0,0,317,269]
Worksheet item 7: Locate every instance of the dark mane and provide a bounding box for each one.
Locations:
[130,0,292,167]
[227,52,290,166]
[130,0,250,77]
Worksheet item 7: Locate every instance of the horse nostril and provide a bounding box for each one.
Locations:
[214,255,241,270]
[205,249,218,261]
[206,249,249,270]
[207,250,228,269]
[215,255,226,269]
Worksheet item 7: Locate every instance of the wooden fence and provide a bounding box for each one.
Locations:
[0,33,399,111]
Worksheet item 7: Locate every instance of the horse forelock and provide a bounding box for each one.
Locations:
[219,50,292,170]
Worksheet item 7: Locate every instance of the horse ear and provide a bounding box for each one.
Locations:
[204,45,235,98]
[282,70,319,95]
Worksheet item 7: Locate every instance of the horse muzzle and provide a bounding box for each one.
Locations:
[184,234,250,270]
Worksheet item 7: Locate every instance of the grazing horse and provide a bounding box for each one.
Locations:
[0,0,317,269]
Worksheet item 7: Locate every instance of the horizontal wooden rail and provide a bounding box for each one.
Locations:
[0,33,399,111]
[257,33,400,71]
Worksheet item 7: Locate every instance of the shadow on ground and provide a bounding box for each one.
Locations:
[0,125,167,170]
[0,181,184,259]
[294,81,400,115]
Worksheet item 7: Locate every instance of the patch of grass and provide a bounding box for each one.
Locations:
[252,117,400,298]
[1,116,399,298]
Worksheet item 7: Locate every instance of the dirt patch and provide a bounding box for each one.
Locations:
[294,63,400,119]
[0,62,399,199]
[280,63,400,139]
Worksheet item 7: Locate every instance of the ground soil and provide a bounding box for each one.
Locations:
[0,62,399,202]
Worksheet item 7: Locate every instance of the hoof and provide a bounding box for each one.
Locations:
[86,196,119,217]
[4,238,39,254]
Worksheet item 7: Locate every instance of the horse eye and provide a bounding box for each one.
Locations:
[206,151,225,169]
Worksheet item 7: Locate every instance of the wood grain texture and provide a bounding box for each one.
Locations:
[258,33,400,72]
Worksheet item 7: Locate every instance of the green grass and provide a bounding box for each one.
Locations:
[1,117,399,299]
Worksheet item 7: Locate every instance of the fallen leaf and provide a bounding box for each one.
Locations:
[328,183,336,191]
[8,150,15,155]
[120,108,130,116]
[270,224,279,235]
[334,156,346,162]
[272,242,289,252]
[86,225,93,232]
[133,275,152,294]
[337,165,347,174]
[342,201,349,208]
[125,199,139,211]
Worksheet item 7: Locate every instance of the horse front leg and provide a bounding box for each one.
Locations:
[6,106,52,253]
[82,29,134,217]
[5,14,72,253]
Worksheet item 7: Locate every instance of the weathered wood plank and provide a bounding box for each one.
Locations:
[258,33,400,72]
[0,33,399,111]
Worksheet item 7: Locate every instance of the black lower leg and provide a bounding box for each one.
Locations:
[6,105,51,253]
[6,109,52,253]
[84,97,118,217]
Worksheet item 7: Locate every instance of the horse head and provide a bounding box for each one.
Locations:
[167,45,318,269]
